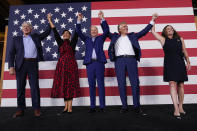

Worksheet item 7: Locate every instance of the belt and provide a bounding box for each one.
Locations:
[91,59,97,62]
[24,58,37,61]
[116,55,135,58]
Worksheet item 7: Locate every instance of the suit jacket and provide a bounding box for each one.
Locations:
[8,25,51,70]
[108,24,153,62]
[76,20,109,65]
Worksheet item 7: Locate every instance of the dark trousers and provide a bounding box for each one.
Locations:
[115,57,140,109]
[16,60,40,110]
[86,61,105,109]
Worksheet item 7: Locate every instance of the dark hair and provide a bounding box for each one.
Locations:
[161,25,180,39]
[62,29,71,36]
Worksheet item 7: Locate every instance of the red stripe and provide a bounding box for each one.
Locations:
[104,48,197,59]
[3,66,197,80]
[91,0,192,10]
[104,32,197,41]
[1,84,197,98]
[92,15,195,25]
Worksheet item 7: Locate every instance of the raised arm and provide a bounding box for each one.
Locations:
[98,11,109,39]
[76,13,87,42]
[181,37,191,71]
[151,24,165,46]
[70,30,79,51]
[135,13,158,39]
[47,13,63,46]
[39,14,52,40]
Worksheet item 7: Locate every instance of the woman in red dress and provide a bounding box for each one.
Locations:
[47,14,80,114]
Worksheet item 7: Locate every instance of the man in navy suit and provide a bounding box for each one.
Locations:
[8,14,51,118]
[108,13,158,115]
[76,11,109,113]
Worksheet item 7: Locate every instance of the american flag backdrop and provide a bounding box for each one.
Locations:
[1,0,197,107]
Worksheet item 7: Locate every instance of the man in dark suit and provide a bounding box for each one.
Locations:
[108,13,158,115]
[8,14,51,118]
[76,11,109,113]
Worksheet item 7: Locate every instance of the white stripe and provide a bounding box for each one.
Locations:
[96,23,197,33]
[91,7,194,18]
[3,57,197,71]
[139,57,197,67]
[2,75,197,89]
[4,61,85,71]
[38,60,86,70]
[103,39,197,50]
[1,94,197,107]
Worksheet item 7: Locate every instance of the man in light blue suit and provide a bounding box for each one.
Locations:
[76,11,109,113]
[108,13,158,115]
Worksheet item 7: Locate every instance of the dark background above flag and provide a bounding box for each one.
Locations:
[0,0,197,32]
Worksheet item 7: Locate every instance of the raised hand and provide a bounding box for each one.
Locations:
[47,13,52,21]
[47,13,55,28]
[150,14,165,46]
[98,11,104,19]
[152,13,158,21]
[77,13,83,21]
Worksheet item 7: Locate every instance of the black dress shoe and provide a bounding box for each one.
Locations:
[88,108,96,113]
[57,110,67,116]
[120,108,128,114]
[99,108,106,113]
[134,107,147,116]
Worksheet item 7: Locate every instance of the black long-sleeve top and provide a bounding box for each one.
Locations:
[52,28,78,54]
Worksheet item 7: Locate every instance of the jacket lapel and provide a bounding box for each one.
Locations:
[113,35,120,46]
[19,36,24,51]
[128,33,140,49]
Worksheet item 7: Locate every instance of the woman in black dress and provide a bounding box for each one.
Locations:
[151,21,190,119]
[47,13,80,114]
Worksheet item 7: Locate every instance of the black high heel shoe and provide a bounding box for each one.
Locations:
[67,111,72,114]
[180,112,186,116]
[57,110,67,116]
[174,115,182,120]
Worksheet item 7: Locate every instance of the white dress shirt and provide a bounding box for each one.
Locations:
[115,35,135,56]
[115,20,155,57]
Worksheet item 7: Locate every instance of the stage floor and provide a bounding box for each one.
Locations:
[0,104,197,131]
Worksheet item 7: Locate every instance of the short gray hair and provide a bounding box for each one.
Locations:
[117,22,127,33]
[90,25,98,30]
[22,21,33,30]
